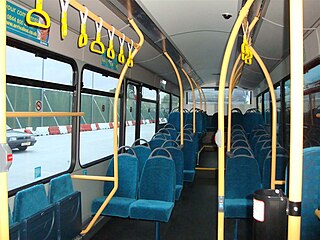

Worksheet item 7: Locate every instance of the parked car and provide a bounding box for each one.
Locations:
[6,125,37,151]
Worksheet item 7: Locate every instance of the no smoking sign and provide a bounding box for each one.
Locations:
[35,100,42,111]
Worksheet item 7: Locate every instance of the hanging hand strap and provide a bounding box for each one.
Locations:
[78,7,88,47]
[90,17,105,55]
[127,40,134,68]
[26,0,51,28]
[59,0,70,39]
[241,21,253,65]
[118,34,126,64]
[107,26,116,59]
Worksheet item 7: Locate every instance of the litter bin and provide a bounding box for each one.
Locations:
[253,189,287,240]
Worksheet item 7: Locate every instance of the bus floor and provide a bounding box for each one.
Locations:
[92,149,253,240]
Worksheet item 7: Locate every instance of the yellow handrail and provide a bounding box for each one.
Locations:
[164,52,184,145]
[6,112,84,118]
[250,46,277,189]
[74,19,144,235]
[0,0,9,239]
[288,0,304,239]
[181,68,196,134]
[199,85,207,112]
[69,0,140,49]
[217,1,254,239]
[192,78,203,110]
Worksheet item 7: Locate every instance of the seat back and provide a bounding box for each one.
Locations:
[49,174,74,203]
[301,147,320,240]
[104,154,139,198]
[129,145,152,177]
[168,112,182,131]
[139,156,176,202]
[163,147,184,186]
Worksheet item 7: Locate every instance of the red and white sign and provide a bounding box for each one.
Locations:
[35,100,42,112]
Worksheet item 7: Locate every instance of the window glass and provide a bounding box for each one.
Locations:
[257,95,262,113]
[6,84,72,191]
[263,92,270,125]
[142,87,156,100]
[125,84,137,145]
[6,46,73,85]
[82,69,118,92]
[172,95,179,110]
[140,101,156,141]
[284,80,290,150]
[79,93,120,166]
[159,91,170,124]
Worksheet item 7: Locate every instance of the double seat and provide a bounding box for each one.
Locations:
[10,174,81,240]
[91,149,176,239]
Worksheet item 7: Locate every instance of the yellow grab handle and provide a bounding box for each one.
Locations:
[90,32,105,55]
[78,24,88,47]
[26,0,50,29]
[118,46,126,64]
[61,11,67,39]
[127,52,133,68]
[107,40,115,59]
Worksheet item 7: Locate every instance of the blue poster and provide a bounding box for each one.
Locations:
[6,1,49,46]
[102,51,119,71]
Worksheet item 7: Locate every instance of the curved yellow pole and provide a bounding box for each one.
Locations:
[199,86,207,112]
[80,19,144,235]
[227,14,260,152]
[164,52,184,145]
[0,0,9,239]
[227,53,242,152]
[191,78,203,110]
[250,46,277,189]
[181,68,196,133]
[288,0,304,238]
[217,1,254,239]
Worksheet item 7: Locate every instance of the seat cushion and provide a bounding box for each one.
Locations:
[183,170,195,182]
[224,198,253,218]
[175,185,183,200]
[129,199,174,222]
[91,196,136,218]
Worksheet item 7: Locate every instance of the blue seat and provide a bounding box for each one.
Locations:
[243,112,264,133]
[129,144,152,178]
[262,154,288,189]
[129,154,176,239]
[13,184,58,240]
[301,147,320,240]
[177,134,196,182]
[49,174,82,240]
[225,155,261,218]
[231,112,243,126]
[9,207,22,240]
[162,140,184,200]
[168,111,183,131]
[232,147,254,157]
[231,139,250,149]
[91,154,139,218]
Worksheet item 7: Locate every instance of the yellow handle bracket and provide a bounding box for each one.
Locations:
[78,7,88,48]
[78,23,88,47]
[127,40,134,68]
[26,0,50,29]
[118,46,126,64]
[90,18,105,55]
[107,40,115,59]
[61,11,68,39]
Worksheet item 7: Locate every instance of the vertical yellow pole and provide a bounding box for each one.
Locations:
[182,69,196,134]
[250,46,277,189]
[164,52,184,145]
[217,1,254,239]
[288,0,304,239]
[227,54,242,152]
[0,0,9,239]
[80,19,144,235]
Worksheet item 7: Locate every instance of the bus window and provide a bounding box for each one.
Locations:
[80,68,119,166]
[159,91,170,124]
[257,95,262,112]
[125,84,137,145]
[6,46,74,191]
[263,92,270,126]
[172,95,179,110]
[140,101,156,141]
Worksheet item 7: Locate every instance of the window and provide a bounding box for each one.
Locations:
[80,68,119,166]
[172,95,179,110]
[142,87,156,100]
[7,46,73,85]
[125,84,137,145]
[263,92,270,125]
[6,46,74,191]
[140,101,156,141]
[159,91,170,124]
[257,95,262,112]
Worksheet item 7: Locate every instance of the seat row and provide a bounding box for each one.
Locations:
[10,174,81,240]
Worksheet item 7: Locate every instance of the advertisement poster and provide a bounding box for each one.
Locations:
[6,1,50,46]
[102,51,119,71]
